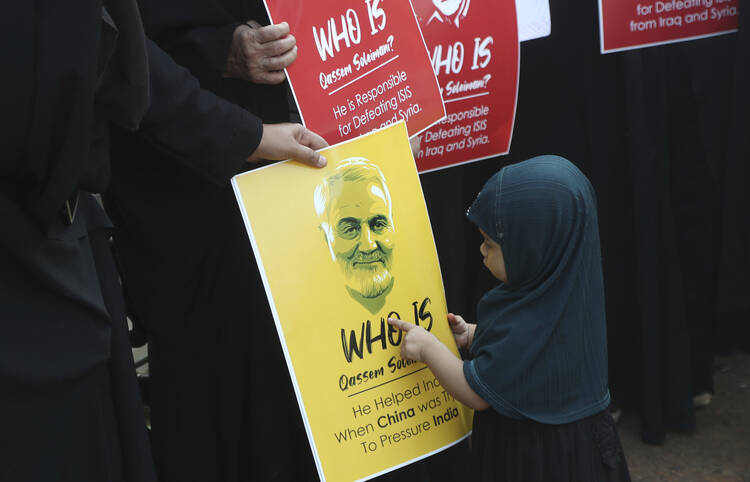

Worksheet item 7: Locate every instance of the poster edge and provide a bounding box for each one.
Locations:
[355,431,473,482]
[335,119,410,150]
[597,0,607,53]
[261,0,308,128]
[229,120,415,482]
[230,175,328,482]
[231,121,408,174]
[406,0,448,135]
[599,26,738,54]
[418,149,509,175]
[505,8,520,170]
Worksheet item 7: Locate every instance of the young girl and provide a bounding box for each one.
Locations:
[389,155,631,481]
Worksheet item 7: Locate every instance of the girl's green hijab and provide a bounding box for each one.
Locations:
[464,155,610,424]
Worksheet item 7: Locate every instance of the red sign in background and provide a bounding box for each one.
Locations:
[411,0,519,173]
[599,0,739,53]
[264,0,445,144]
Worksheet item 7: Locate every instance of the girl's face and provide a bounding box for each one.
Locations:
[479,229,507,283]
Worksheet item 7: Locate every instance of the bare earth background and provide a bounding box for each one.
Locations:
[617,352,750,482]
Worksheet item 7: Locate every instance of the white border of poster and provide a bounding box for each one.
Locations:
[517,0,552,42]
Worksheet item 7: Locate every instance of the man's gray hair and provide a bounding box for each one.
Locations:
[314,158,394,260]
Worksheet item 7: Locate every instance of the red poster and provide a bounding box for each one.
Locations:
[599,0,739,53]
[410,0,520,173]
[264,0,445,144]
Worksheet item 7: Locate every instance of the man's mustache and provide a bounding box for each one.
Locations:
[348,248,389,266]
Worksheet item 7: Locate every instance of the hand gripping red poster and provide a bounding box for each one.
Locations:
[411,0,520,173]
[263,0,445,143]
[598,0,739,53]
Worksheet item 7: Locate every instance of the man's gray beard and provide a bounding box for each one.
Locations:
[347,264,393,298]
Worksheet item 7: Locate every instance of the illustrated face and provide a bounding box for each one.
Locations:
[328,179,395,299]
[479,228,507,283]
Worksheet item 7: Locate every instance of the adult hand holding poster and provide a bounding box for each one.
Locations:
[411,0,520,172]
[232,122,472,482]
[263,0,445,143]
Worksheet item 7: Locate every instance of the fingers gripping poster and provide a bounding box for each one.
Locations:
[232,122,472,482]
[263,0,446,144]
[411,0,520,172]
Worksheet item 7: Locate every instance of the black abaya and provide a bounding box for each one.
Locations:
[421,0,747,446]
[0,207,155,482]
[715,4,750,352]
[108,1,470,480]
[105,2,320,480]
[0,1,155,480]
[470,409,631,482]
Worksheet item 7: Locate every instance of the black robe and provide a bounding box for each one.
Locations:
[421,0,748,446]
[108,1,469,480]
[715,4,750,353]
[106,2,315,481]
[0,1,155,481]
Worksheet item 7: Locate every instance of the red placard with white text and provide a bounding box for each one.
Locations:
[411,0,519,173]
[263,0,445,144]
[598,0,739,53]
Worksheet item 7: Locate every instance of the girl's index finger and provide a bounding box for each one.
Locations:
[387,318,412,331]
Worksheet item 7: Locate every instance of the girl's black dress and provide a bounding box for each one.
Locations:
[470,409,631,482]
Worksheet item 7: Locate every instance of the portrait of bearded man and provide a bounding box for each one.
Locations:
[315,159,396,314]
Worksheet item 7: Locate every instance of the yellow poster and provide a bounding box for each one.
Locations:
[232,121,472,482]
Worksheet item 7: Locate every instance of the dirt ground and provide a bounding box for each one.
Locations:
[617,352,750,482]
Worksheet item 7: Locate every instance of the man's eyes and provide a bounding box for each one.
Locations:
[337,216,389,238]
[337,220,360,239]
[370,216,389,233]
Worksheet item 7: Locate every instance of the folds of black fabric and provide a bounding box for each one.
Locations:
[469,409,631,482]
[105,1,473,479]
[420,0,748,446]
[0,197,157,482]
[0,1,155,480]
